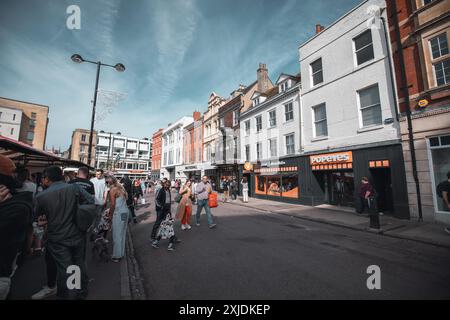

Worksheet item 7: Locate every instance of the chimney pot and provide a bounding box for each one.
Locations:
[316,24,324,34]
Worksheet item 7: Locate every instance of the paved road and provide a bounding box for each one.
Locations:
[130,195,450,300]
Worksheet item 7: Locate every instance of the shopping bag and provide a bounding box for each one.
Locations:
[141,198,146,205]
[208,192,218,208]
[157,214,175,240]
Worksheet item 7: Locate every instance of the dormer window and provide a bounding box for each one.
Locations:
[253,97,260,107]
[279,80,290,92]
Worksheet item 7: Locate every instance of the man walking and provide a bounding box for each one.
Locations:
[90,169,107,207]
[195,176,216,229]
[356,177,376,214]
[120,175,138,224]
[35,166,94,299]
[69,167,95,196]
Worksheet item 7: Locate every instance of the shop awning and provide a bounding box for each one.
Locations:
[0,135,92,170]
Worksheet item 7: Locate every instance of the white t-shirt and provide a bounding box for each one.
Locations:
[90,177,107,205]
[17,181,37,197]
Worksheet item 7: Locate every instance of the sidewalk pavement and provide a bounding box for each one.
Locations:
[225,197,450,249]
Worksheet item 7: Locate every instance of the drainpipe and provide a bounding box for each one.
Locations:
[391,1,423,221]
[380,16,399,122]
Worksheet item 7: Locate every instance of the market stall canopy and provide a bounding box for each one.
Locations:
[0,135,92,170]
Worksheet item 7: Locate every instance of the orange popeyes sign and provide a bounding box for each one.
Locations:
[310,151,353,165]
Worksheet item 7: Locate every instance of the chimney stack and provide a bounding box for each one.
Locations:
[193,111,201,121]
[257,63,269,93]
[315,24,324,34]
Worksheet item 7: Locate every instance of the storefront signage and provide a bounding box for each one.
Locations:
[261,160,286,167]
[185,165,197,170]
[418,99,428,108]
[310,151,353,165]
[243,162,253,171]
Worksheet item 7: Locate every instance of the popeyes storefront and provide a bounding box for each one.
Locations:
[304,144,410,219]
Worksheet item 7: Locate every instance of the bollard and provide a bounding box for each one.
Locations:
[368,197,380,229]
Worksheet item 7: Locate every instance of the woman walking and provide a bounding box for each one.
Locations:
[176,180,193,230]
[133,179,143,207]
[241,177,249,203]
[106,175,130,263]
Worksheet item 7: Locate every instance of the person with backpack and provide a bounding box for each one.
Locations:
[0,155,33,300]
[35,166,94,300]
[436,171,450,234]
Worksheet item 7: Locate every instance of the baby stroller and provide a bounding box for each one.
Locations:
[91,210,111,262]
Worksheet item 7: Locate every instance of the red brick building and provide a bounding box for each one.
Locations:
[151,128,164,180]
[387,0,450,223]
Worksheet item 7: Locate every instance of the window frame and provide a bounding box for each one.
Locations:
[312,103,328,138]
[426,135,450,215]
[433,58,450,87]
[285,133,295,155]
[310,58,323,87]
[284,102,294,122]
[353,29,375,66]
[429,33,449,60]
[244,120,251,136]
[256,142,262,160]
[357,83,383,128]
[268,109,277,128]
[268,138,277,158]
[255,115,262,133]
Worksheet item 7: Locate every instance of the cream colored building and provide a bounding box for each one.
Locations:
[203,92,227,170]
[69,128,97,168]
[0,97,49,150]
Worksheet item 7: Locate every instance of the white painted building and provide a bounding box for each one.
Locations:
[299,0,400,153]
[161,116,193,182]
[297,0,410,218]
[240,74,302,164]
[0,106,22,141]
[96,132,151,179]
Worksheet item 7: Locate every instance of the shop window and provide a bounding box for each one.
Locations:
[266,177,281,197]
[429,135,450,213]
[281,174,299,198]
[255,176,266,195]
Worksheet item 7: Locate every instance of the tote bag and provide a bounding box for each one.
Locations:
[208,192,218,208]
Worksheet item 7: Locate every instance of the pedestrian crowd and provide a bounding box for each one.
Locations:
[0,154,154,300]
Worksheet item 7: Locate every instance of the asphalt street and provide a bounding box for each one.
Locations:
[130,195,450,300]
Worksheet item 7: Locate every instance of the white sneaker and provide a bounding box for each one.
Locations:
[31,286,57,300]
[185,224,191,230]
[181,224,187,230]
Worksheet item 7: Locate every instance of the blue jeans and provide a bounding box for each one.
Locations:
[196,199,214,225]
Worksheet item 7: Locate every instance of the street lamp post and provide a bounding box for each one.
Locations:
[71,54,125,167]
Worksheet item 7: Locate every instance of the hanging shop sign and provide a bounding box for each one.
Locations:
[310,151,353,170]
[243,162,253,171]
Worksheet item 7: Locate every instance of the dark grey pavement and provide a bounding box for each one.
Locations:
[130,194,450,300]
[10,233,122,300]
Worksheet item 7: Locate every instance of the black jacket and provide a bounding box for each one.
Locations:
[120,177,134,206]
[0,191,33,277]
[35,181,94,244]
[155,188,171,210]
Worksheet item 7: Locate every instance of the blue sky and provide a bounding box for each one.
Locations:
[0,0,362,150]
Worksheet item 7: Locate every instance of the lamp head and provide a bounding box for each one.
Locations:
[71,54,84,63]
[114,63,125,72]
